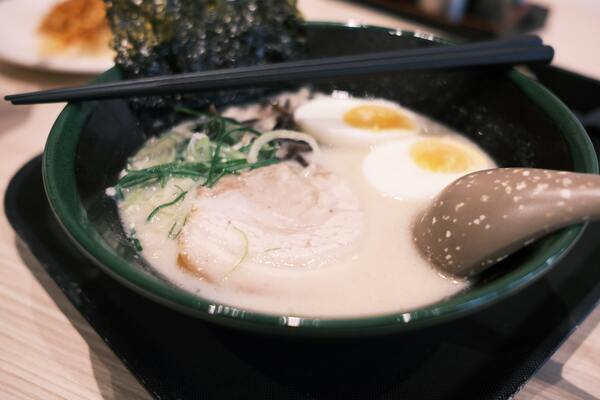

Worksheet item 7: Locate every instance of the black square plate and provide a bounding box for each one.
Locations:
[5,66,600,399]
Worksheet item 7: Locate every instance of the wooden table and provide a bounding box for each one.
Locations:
[0,0,598,398]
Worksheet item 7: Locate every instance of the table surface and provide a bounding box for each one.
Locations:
[1,0,599,399]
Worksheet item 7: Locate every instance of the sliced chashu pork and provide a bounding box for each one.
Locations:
[177,162,365,284]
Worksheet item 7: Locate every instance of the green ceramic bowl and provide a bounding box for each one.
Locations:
[43,23,598,336]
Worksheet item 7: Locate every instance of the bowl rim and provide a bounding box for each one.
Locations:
[42,22,599,335]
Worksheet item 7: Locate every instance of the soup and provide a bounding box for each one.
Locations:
[111,90,495,317]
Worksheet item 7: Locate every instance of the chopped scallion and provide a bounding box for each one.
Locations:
[147,190,188,222]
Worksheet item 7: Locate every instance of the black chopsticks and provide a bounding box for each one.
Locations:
[4,35,553,105]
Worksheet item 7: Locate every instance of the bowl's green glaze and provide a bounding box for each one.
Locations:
[43,23,598,336]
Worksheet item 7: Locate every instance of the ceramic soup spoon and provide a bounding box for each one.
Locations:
[413,168,600,277]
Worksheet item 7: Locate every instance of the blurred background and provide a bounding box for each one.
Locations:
[0,0,598,79]
[305,0,599,78]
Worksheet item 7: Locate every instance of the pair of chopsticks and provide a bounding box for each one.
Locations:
[4,35,552,105]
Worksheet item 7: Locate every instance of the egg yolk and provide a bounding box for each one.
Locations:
[343,105,414,131]
[410,139,471,173]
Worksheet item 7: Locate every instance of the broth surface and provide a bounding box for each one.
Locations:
[116,92,495,317]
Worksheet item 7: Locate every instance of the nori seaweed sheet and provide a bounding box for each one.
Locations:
[104,0,305,116]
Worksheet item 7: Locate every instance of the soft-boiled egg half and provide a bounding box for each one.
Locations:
[294,96,419,146]
[362,136,495,201]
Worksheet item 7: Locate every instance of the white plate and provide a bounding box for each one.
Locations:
[0,0,114,74]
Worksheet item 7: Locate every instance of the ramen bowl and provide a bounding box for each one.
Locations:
[42,22,598,336]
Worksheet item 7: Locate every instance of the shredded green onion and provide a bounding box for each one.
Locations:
[221,225,249,280]
[129,229,143,251]
[167,215,189,240]
[117,110,282,193]
[264,247,281,252]
[147,190,188,222]
[116,162,209,190]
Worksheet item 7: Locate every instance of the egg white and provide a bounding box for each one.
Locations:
[362,136,495,201]
[294,97,419,147]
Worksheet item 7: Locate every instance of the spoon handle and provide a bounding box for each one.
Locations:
[529,171,600,221]
[414,168,600,277]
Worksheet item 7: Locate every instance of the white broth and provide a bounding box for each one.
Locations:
[114,91,495,318]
